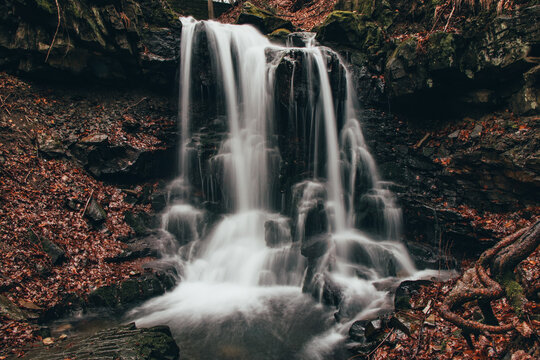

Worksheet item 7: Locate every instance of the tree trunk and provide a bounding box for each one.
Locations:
[208,0,215,19]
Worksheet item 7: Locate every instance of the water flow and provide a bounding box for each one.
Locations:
[130,19,427,360]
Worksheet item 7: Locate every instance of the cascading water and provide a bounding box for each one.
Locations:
[129,18,438,359]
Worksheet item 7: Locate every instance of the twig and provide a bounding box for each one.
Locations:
[45,0,61,63]
[122,97,148,114]
[367,329,394,358]
[346,329,395,360]
[81,189,94,217]
[444,4,456,32]
[413,132,430,149]
[24,170,33,183]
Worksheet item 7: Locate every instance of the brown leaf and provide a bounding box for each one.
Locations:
[515,321,533,338]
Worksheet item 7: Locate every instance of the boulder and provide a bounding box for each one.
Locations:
[301,233,330,259]
[334,0,396,29]
[124,211,157,236]
[394,279,433,311]
[70,140,176,183]
[316,11,385,56]
[28,228,65,265]
[264,218,292,248]
[84,197,107,225]
[237,2,295,34]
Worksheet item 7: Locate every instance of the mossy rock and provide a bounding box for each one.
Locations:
[316,11,385,56]
[334,0,396,29]
[132,325,179,360]
[237,2,295,34]
[268,28,291,43]
[425,32,459,71]
[119,278,141,305]
[87,285,119,309]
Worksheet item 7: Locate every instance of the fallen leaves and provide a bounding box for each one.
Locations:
[0,72,169,356]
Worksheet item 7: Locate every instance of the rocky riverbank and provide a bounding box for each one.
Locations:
[0,0,538,359]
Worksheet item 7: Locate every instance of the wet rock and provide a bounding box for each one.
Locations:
[150,190,168,212]
[383,6,540,117]
[80,134,109,145]
[40,293,86,323]
[124,211,156,236]
[394,279,433,311]
[286,32,316,47]
[237,2,295,34]
[87,285,119,309]
[405,241,458,270]
[119,279,141,305]
[21,323,179,360]
[84,197,107,224]
[268,28,292,44]
[142,260,179,291]
[304,200,328,238]
[471,124,483,138]
[334,0,396,29]
[319,274,343,307]
[301,233,330,259]
[264,218,292,248]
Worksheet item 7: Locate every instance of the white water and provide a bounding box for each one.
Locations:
[130,19,436,359]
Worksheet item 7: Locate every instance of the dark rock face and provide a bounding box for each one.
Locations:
[316,5,540,115]
[0,0,181,88]
[21,323,179,360]
[359,108,539,256]
[405,241,458,271]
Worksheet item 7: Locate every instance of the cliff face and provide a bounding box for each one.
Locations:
[0,0,181,87]
[311,1,539,256]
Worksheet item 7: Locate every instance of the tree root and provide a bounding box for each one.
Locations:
[440,220,540,344]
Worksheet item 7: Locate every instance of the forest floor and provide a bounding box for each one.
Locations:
[0,72,175,357]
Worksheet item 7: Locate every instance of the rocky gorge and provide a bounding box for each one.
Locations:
[0,0,538,359]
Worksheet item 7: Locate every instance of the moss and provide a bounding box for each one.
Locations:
[119,279,141,305]
[268,28,291,43]
[334,0,396,29]
[316,11,385,55]
[237,2,295,33]
[35,0,55,14]
[426,32,458,71]
[500,271,526,318]
[132,327,179,360]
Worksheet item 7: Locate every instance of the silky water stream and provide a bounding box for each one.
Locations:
[128,18,443,359]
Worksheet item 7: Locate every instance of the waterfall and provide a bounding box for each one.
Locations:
[130,18,426,360]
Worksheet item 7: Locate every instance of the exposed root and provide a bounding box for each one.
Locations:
[440,220,540,343]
